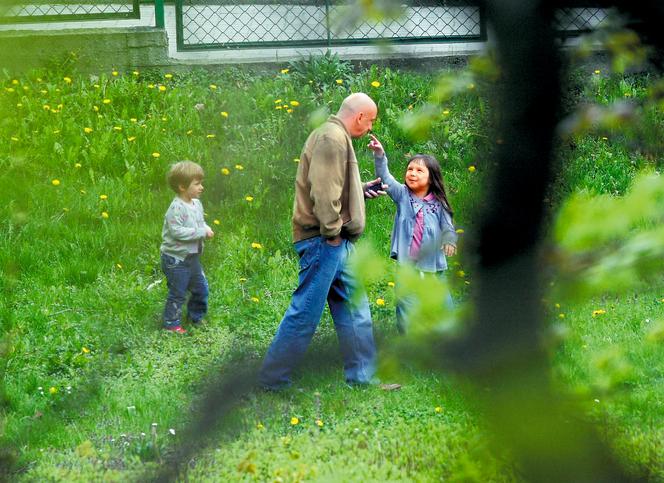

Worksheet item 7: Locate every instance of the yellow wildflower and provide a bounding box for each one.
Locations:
[442,109,450,115]
[290,417,299,425]
[274,99,282,104]
[165,73,173,79]
[93,106,99,112]
[456,270,466,278]
[113,126,122,131]
[75,163,82,169]
[388,281,395,288]
[112,70,119,76]
[99,194,108,200]
[371,81,381,87]
[127,136,136,142]
[206,134,216,138]
[101,212,109,219]
[376,298,385,306]
[287,109,293,114]
[51,179,61,186]
[245,196,254,202]
[235,164,244,170]
[10,136,18,142]
[103,98,111,104]
[594,69,601,74]
[49,387,58,395]
[63,77,72,84]
[158,85,166,92]
[251,242,262,249]
[281,69,289,74]
[592,309,606,317]
[43,104,50,111]
[152,152,160,158]
[221,168,230,175]
[434,406,443,413]
[82,347,90,354]
[209,84,217,90]
[130,118,137,123]
[220,111,228,118]
[256,422,265,430]
[336,79,343,84]
[290,100,299,106]
[11,79,18,85]
[251,297,260,303]
[455,228,464,234]
[315,419,324,427]
[558,313,565,319]
[468,165,476,173]
[213,219,220,225]
[116,263,122,269]
[133,71,140,76]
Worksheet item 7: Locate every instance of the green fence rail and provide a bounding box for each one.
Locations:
[0,0,140,24]
[175,0,487,51]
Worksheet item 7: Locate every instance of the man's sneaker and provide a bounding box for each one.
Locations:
[165,325,187,334]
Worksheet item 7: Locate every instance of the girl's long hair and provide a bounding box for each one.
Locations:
[408,154,453,217]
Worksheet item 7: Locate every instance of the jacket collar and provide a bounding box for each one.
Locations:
[328,115,351,137]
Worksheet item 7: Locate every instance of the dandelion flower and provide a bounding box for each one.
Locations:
[456,270,466,278]
[93,106,99,112]
[82,347,90,354]
[468,165,476,173]
[213,219,220,225]
[158,85,166,92]
[442,109,450,115]
[220,111,228,118]
[103,98,111,104]
[290,417,299,425]
[256,422,265,430]
[281,69,289,74]
[274,99,282,104]
[251,297,259,303]
[43,104,50,111]
[251,242,262,249]
[555,303,561,309]
[206,134,216,138]
[245,196,254,202]
[133,71,140,76]
[16,103,22,108]
[165,73,173,79]
[209,84,217,90]
[148,84,155,89]
[10,136,18,142]
[99,194,108,200]
[51,179,61,186]
[336,79,343,84]
[558,313,565,319]
[127,136,136,142]
[376,298,385,306]
[186,130,193,135]
[130,118,137,123]
[286,109,293,114]
[112,71,119,76]
[275,106,283,110]
[113,126,122,132]
[49,387,58,395]
[152,152,160,158]
[434,406,443,413]
[592,309,606,317]
[11,79,18,85]
[116,263,122,269]
[315,419,324,427]
[594,69,601,74]
[455,228,464,234]
[101,212,109,219]
[235,164,244,170]
[388,281,395,287]
[221,168,230,175]
[371,81,381,88]
[63,77,72,84]
[290,101,299,106]
[239,277,247,283]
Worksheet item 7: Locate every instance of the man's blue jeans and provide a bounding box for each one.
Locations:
[259,236,377,389]
[161,253,208,328]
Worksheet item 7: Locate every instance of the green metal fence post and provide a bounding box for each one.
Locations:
[155,0,165,28]
[325,0,331,47]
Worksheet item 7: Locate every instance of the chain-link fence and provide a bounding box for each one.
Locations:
[0,0,140,24]
[175,0,486,51]
[555,7,608,36]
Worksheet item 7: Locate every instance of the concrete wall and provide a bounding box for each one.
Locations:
[0,26,168,73]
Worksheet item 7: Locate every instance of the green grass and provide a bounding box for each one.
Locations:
[0,57,663,481]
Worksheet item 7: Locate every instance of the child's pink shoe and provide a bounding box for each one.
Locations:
[165,325,187,334]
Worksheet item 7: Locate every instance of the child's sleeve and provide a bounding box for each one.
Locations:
[374,154,405,202]
[440,209,458,246]
[165,205,207,241]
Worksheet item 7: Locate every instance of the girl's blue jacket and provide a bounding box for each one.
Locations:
[374,155,457,272]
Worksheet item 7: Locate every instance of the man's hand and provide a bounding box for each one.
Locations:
[325,235,342,246]
[367,133,385,157]
[364,177,388,199]
[206,227,215,239]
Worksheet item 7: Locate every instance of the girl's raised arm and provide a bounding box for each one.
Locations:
[367,134,405,202]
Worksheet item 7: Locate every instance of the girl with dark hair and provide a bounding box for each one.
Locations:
[368,135,457,333]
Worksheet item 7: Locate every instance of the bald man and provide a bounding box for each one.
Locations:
[260,93,381,389]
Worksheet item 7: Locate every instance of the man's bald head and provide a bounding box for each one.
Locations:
[336,93,377,138]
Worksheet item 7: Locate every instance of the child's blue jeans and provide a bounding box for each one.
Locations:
[161,252,208,328]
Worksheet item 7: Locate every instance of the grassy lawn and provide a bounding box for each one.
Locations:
[0,55,662,481]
